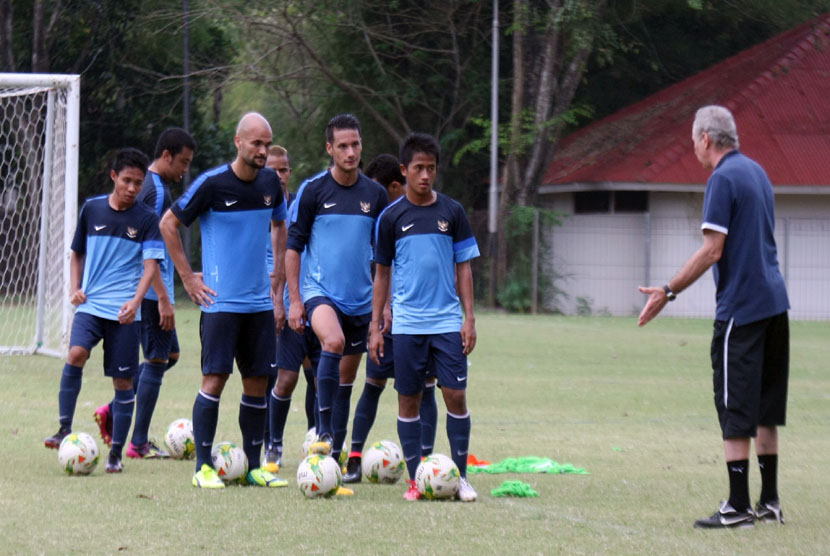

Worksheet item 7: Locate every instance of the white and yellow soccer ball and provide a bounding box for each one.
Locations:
[362,440,405,484]
[211,442,248,484]
[301,427,316,458]
[296,454,342,498]
[58,432,99,476]
[415,453,460,500]
[164,418,195,460]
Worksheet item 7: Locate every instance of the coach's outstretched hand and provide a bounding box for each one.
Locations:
[637,286,668,327]
[183,271,216,309]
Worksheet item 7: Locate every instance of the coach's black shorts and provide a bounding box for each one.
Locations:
[70,311,139,377]
[305,296,370,355]
[199,311,277,378]
[710,312,789,439]
[140,299,180,362]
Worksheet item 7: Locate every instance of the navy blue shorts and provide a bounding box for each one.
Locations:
[69,311,140,377]
[367,333,437,381]
[276,324,321,372]
[199,311,277,378]
[305,296,370,355]
[140,299,180,362]
[711,312,789,438]
[392,332,467,396]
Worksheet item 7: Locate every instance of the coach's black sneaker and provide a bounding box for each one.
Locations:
[105,453,123,474]
[693,500,755,529]
[343,456,362,483]
[309,433,333,456]
[44,426,71,449]
[754,500,784,524]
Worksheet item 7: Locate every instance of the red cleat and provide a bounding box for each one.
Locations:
[93,404,112,447]
[403,479,422,501]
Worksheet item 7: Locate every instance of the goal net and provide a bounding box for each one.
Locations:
[0,74,79,357]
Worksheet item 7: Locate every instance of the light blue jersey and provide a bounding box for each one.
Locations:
[137,171,175,303]
[71,195,164,321]
[171,164,286,313]
[374,192,479,334]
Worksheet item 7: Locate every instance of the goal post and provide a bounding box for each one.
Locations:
[0,73,80,357]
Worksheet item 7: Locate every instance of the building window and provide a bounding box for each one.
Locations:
[614,191,648,212]
[573,190,648,214]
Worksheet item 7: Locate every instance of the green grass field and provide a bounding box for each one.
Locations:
[1,309,829,555]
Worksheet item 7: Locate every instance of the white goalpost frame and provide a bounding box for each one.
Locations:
[0,73,79,357]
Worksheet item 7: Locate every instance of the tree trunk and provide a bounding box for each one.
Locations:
[0,0,14,70]
[32,0,47,72]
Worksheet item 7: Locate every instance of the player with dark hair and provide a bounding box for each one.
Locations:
[93,128,195,458]
[161,112,288,489]
[342,153,439,483]
[286,113,389,495]
[370,132,479,501]
[44,148,162,475]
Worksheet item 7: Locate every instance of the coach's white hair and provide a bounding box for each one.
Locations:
[693,105,739,150]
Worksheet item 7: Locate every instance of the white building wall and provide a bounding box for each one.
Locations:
[543,192,830,320]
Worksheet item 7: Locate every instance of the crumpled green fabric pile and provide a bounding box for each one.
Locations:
[490,480,539,498]
[467,456,588,475]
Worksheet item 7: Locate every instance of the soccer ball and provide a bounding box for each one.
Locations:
[164,418,195,460]
[211,442,248,484]
[296,454,342,498]
[58,432,99,475]
[415,453,460,500]
[362,440,405,484]
[301,427,316,457]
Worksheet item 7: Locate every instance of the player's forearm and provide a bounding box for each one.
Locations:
[133,260,159,303]
[285,249,302,303]
[371,265,391,324]
[456,262,476,322]
[70,251,84,291]
[150,267,169,303]
[271,220,287,284]
[160,210,194,280]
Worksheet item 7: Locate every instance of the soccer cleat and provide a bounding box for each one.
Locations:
[754,500,785,524]
[693,500,755,529]
[403,479,422,501]
[126,441,170,459]
[105,453,123,473]
[342,456,362,483]
[93,404,113,447]
[246,467,289,488]
[262,446,283,473]
[456,477,477,502]
[192,463,225,489]
[334,485,354,496]
[44,426,70,449]
[309,432,333,456]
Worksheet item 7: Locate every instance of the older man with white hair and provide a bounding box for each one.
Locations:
[639,105,790,528]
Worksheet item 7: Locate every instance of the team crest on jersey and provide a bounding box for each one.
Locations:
[360,201,371,213]
[264,195,272,206]
[437,220,449,232]
[126,226,138,239]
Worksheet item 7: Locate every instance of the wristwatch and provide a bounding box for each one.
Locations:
[662,285,676,302]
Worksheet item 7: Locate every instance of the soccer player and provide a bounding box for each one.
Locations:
[369,133,479,502]
[286,114,389,495]
[44,148,162,474]
[93,128,195,458]
[342,154,439,484]
[639,106,789,528]
[160,112,288,489]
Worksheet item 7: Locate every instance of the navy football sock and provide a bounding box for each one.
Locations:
[398,416,422,480]
[446,411,471,477]
[264,374,277,441]
[192,390,220,470]
[315,351,341,437]
[110,388,135,459]
[131,362,144,392]
[131,361,165,446]
[239,394,267,469]
[332,382,353,461]
[303,367,316,431]
[350,381,384,454]
[268,389,292,449]
[58,364,83,429]
[419,384,438,456]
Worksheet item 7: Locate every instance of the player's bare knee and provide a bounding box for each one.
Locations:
[398,392,422,418]
[241,375,268,397]
[66,346,89,367]
[367,377,387,387]
[112,377,133,391]
[201,373,229,396]
[276,371,299,396]
[441,387,467,415]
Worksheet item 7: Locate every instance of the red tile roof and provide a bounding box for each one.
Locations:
[542,15,830,187]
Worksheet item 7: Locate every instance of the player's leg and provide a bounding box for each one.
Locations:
[393,334,428,500]
[104,319,141,473]
[754,312,789,524]
[307,298,345,453]
[434,332,476,502]
[302,359,316,431]
[264,324,306,472]
[191,312,235,488]
[420,375,439,457]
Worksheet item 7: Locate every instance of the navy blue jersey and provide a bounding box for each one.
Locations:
[702,150,789,325]
[287,171,389,315]
[71,195,164,321]
[373,192,479,334]
[171,164,287,313]
[137,171,175,303]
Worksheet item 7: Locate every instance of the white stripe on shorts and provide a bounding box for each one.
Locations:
[723,318,734,409]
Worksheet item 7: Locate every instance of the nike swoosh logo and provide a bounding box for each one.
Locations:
[456,376,467,382]
[323,202,336,208]
[271,363,278,368]
[405,455,418,462]
[456,450,468,456]
[402,223,414,231]
[94,225,106,231]
[252,439,264,446]
[350,340,363,346]
[201,441,212,447]
[118,366,130,371]
[225,200,237,206]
